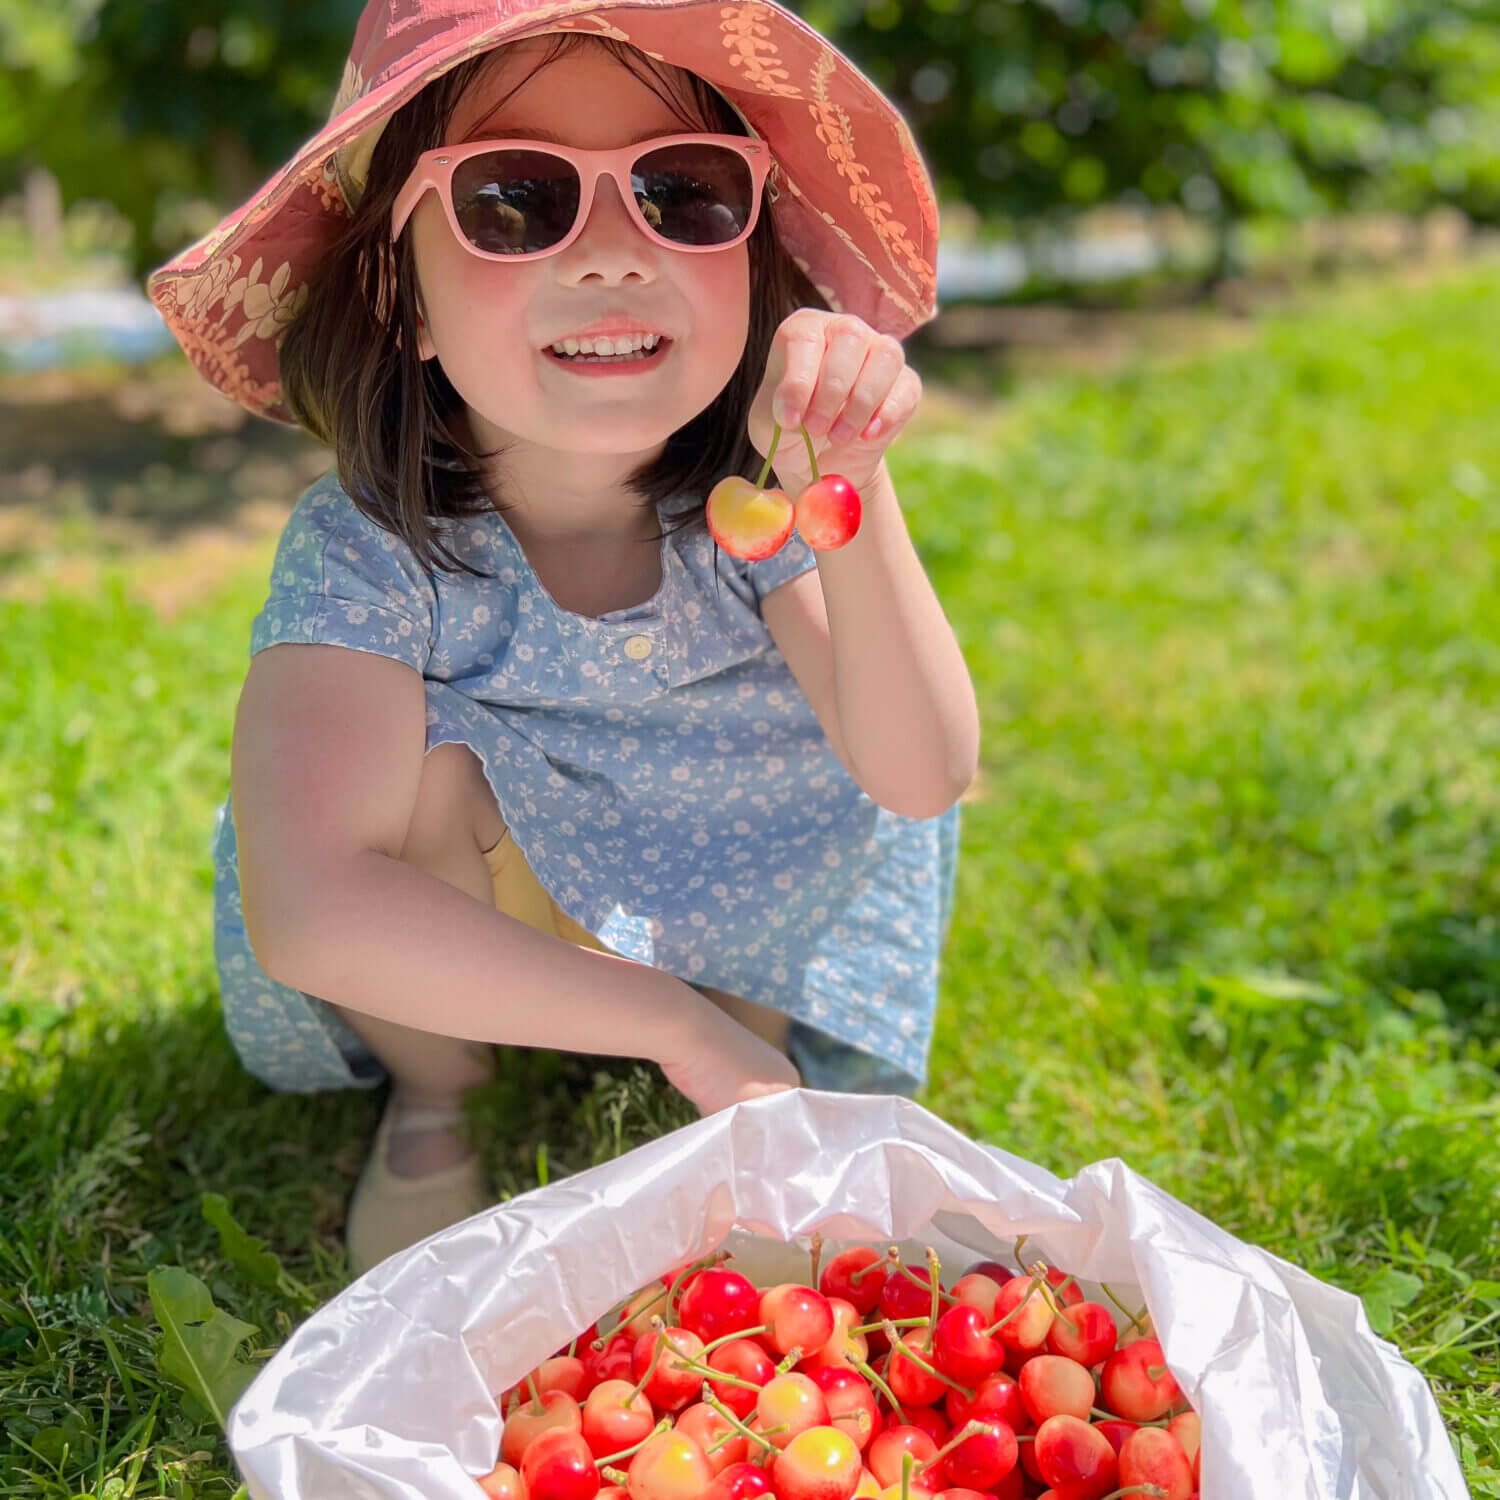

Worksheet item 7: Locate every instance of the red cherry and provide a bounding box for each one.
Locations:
[931,1304,1005,1386]
[820,1247,887,1315]
[678,1268,764,1344]
[1044,1301,1118,1367]
[705,1462,776,1500]
[942,1420,1018,1491]
[945,1372,1027,1434]
[793,474,862,551]
[706,1337,777,1418]
[521,1428,601,1500]
[630,1325,706,1412]
[878,1265,935,1323]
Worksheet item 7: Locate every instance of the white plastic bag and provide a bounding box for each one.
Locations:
[227,1090,1470,1499]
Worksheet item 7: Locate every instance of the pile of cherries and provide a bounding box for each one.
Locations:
[476,1240,1201,1500]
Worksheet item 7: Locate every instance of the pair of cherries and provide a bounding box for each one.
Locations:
[705,421,862,561]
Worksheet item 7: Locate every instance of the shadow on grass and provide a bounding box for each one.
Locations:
[1367,909,1500,1053]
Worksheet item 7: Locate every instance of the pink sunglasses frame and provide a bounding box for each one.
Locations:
[389,132,779,261]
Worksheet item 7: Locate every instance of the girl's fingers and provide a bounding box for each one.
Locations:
[773,319,829,429]
[827,337,907,444]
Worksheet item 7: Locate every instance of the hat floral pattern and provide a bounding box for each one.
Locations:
[146,0,939,426]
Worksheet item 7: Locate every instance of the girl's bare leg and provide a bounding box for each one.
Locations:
[327,743,506,1176]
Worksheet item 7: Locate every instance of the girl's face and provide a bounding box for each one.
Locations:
[409,39,751,474]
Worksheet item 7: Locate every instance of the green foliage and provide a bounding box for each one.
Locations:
[1,261,1498,1492]
[6,0,1500,277]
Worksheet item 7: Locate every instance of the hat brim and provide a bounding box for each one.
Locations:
[146,0,939,426]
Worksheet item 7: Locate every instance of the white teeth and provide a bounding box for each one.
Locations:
[549,333,664,357]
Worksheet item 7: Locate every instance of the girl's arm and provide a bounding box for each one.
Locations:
[762,458,980,820]
[231,644,798,1114]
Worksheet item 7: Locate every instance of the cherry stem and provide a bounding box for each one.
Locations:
[809,1232,824,1289]
[701,1385,780,1453]
[925,1248,941,1326]
[624,1326,668,1404]
[699,1324,771,1359]
[757,424,783,489]
[848,1253,888,1287]
[774,1346,804,1374]
[525,1371,544,1416]
[1099,1488,1168,1500]
[1091,1406,1171,1429]
[983,1278,1045,1337]
[849,1354,909,1426]
[677,1355,760,1392]
[900,1451,913,1500]
[601,1469,630,1487]
[881,1321,974,1399]
[1011,1237,1029,1275]
[567,1335,579,1360]
[913,1420,991,1477]
[618,1282,673,1334]
[1100,1283,1150,1334]
[800,424,821,483]
[594,1419,672,1468]
[895,1261,959,1308]
[852,1316,928,1336]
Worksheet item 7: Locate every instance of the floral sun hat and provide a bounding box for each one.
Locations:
[144,0,942,427]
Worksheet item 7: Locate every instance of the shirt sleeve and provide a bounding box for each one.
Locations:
[250,480,437,673]
[738,527,820,607]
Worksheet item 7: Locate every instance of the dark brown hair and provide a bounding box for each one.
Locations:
[279,33,829,578]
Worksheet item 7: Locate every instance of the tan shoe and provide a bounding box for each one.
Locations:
[344,1098,493,1277]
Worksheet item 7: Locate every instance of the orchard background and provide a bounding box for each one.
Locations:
[2,1,1498,1496]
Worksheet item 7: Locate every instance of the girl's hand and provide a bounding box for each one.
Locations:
[747,309,923,496]
[655,982,802,1116]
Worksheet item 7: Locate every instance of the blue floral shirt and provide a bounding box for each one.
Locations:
[212,471,960,1091]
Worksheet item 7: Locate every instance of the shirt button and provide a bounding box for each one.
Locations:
[624,635,653,660]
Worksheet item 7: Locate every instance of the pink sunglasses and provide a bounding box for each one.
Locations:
[390,133,779,262]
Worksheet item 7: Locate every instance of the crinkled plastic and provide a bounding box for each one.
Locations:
[227,1090,1470,1499]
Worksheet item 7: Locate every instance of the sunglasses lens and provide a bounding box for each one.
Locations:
[453,150,581,254]
[632,143,756,247]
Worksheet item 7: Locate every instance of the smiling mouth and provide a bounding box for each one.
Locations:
[542,337,673,366]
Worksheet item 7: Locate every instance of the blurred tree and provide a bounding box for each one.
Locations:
[1,0,362,279]
[2,0,1498,281]
[803,0,1500,266]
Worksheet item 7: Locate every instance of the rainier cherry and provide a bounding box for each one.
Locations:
[945,1372,1026,1434]
[705,475,794,562]
[1118,1426,1195,1500]
[940,1421,1019,1491]
[581,1379,655,1459]
[501,1390,582,1467]
[631,1326,707,1412]
[755,1373,830,1449]
[1018,1355,1095,1424]
[478,1460,526,1500]
[760,1283,835,1358]
[772,1425,863,1500]
[626,1429,713,1500]
[807,1366,881,1450]
[1099,1338,1182,1422]
[866,1426,939,1490]
[675,1401,748,1475]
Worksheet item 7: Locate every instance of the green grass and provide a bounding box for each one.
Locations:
[4,259,1499,1495]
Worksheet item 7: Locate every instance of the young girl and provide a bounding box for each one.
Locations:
[148,0,977,1277]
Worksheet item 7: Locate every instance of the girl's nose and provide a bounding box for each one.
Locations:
[567,171,654,262]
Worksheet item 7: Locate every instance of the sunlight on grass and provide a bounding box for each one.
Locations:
[3,260,1498,1496]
